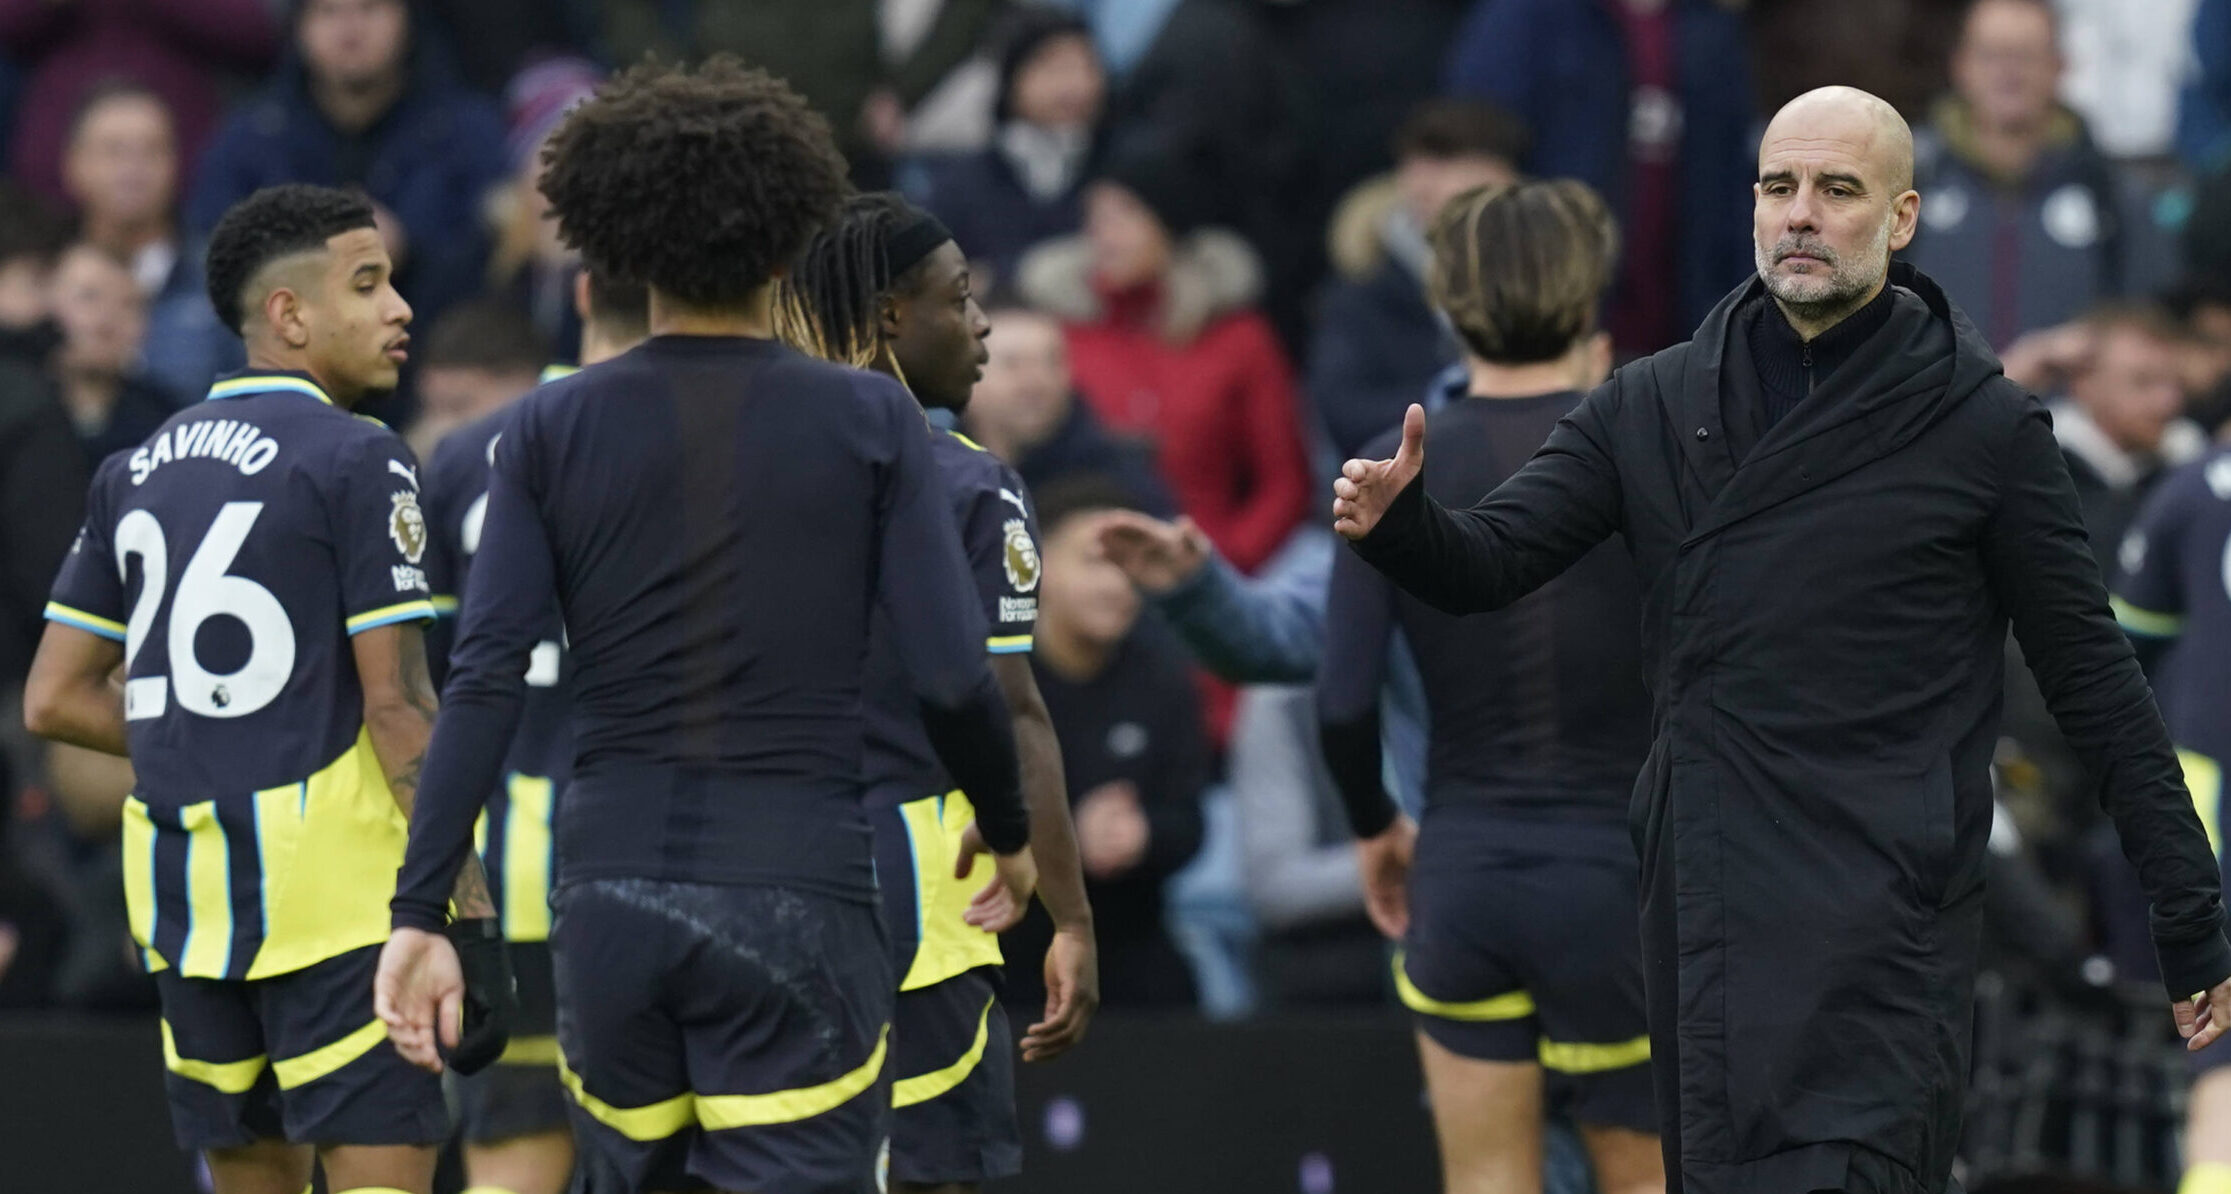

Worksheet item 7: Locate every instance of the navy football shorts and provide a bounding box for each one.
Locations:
[153,942,448,1151]
[1397,808,1656,1134]
[551,878,894,1194]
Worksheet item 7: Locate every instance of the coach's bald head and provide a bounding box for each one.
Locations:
[1752,86,1921,337]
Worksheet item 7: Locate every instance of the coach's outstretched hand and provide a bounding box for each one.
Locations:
[1333,403,1426,541]
[957,821,1038,934]
[376,926,464,1072]
[2177,974,2231,1052]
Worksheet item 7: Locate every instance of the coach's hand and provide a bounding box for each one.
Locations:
[442,918,518,1076]
[1098,512,1210,595]
[1356,814,1418,940]
[1023,923,1098,1063]
[958,822,1038,933]
[375,926,464,1072]
[2176,974,2231,1051]
[1333,404,1426,542]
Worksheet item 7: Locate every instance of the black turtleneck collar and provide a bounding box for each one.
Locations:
[1746,282,1897,433]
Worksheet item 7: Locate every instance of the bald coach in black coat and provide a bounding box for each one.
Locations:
[1332,87,2231,1194]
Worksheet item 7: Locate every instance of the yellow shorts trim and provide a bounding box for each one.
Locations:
[498,1035,561,1066]
[892,996,993,1109]
[271,1018,389,1089]
[161,1020,267,1093]
[2182,1161,2231,1194]
[1537,1035,1652,1074]
[560,1025,890,1140]
[2112,596,2184,638]
[1392,951,1536,1021]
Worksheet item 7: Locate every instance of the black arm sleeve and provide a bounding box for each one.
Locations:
[1318,522,1399,838]
[1352,380,1625,616]
[1984,400,2231,996]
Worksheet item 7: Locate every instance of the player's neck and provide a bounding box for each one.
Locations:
[243,344,358,407]
[649,287,774,340]
[1464,345,1590,400]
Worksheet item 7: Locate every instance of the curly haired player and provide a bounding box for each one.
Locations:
[374,59,1036,1194]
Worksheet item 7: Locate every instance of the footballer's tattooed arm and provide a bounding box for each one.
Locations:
[357,621,497,919]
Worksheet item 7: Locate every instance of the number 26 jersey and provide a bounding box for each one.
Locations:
[45,371,437,981]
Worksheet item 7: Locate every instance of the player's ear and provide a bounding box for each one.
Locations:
[572,270,593,323]
[878,292,904,341]
[265,284,309,350]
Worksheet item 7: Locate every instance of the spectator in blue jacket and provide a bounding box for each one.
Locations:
[1444,0,1754,355]
[186,0,504,333]
[1308,100,1522,461]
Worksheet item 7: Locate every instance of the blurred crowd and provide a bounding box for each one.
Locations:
[2,0,2231,1151]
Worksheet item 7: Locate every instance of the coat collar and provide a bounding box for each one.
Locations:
[1671,262,1999,543]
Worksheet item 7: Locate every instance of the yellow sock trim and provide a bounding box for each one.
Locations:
[2184,1162,2231,1194]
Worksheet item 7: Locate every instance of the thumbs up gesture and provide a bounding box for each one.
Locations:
[1332,403,1426,541]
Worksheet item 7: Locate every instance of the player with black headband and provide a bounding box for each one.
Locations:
[777,192,1097,1194]
[374,61,1036,1194]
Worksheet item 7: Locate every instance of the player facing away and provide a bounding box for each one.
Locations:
[23,182,502,1194]
[776,192,1100,1193]
[1318,180,1664,1194]
[2111,456,2231,1194]
[374,58,1038,1194]
[421,269,652,1194]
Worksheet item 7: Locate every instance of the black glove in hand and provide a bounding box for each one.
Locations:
[441,918,517,1076]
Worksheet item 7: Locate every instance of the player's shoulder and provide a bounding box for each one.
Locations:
[934,427,1020,490]
[428,406,509,481]
[2157,444,2231,510]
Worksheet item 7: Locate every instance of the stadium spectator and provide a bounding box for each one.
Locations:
[60,82,234,405]
[188,0,506,334]
[907,7,1108,290]
[1747,0,1969,123]
[1017,137,1313,574]
[1906,0,2166,350]
[1013,476,1207,1012]
[45,243,170,465]
[1308,100,1523,461]
[408,297,546,460]
[2049,304,2207,576]
[2180,0,2231,171]
[600,0,1000,182]
[1226,684,1381,1009]
[0,0,277,207]
[484,57,601,359]
[1091,0,1310,346]
[1444,0,1755,356]
[419,0,598,97]
[962,299,1176,516]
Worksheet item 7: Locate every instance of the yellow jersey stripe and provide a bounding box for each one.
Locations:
[946,430,987,453]
[497,1035,561,1066]
[205,375,333,405]
[162,1020,267,1093]
[502,774,555,942]
[122,798,156,951]
[558,1056,697,1140]
[346,600,437,633]
[272,1018,389,1089]
[2111,596,2184,638]
[986,634,1033,655]
[540,364,580,384]
[44,601,126,641]
[1538,1034,1651,1074]
[1392,951,1536,1021]
[695,1025,889,1131]
[178,801,234,977]
[892,995,992,1108]
[429,595,460,616]
[2179,749,2225,861]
